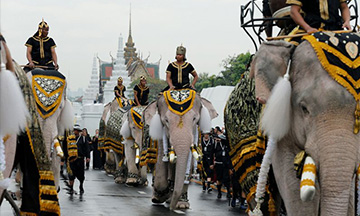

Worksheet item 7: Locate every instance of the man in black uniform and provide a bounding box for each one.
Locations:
[201,131,215,193]
[213,134,232,199]
[114,76,126,98]
[25,19,58,71]
[68,125,90,195]
[133,75,149,106]
[165,45,198,90]
[288,0,351,33]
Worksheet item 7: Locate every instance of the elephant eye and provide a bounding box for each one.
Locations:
[301,105,309,115]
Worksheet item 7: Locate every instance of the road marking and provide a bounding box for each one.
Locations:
[137,191,146,195]
[173,210,185,214]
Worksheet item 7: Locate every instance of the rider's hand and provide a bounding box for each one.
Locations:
[210,165,214,170]
[191,84,196,90]
[306,27,318,34]
[29,62,35,69]
[170,85,175,90]
[342,21,351,30]
[54,63,59,70]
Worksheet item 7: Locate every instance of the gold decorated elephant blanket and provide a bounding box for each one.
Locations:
[31,69,66,119]
[104,108,126,154]
[224,71,272,207]
[14,62,60,215]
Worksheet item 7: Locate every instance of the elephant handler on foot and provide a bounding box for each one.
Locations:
[67,124,90,195]
[24,19,59,72]
[164,45,199,91]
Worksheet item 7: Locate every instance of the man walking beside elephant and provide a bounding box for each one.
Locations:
[67,125,90,195]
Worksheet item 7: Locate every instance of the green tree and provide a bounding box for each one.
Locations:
[194,52,252,92]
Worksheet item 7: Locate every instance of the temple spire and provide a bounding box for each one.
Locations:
[124,4,138,64]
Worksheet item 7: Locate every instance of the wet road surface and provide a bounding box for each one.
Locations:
[1,169,247,216]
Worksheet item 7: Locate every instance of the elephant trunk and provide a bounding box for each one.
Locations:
[315,128,357,216]
[169,136,192,210]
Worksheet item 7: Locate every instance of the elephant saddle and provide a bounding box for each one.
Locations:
[115,97,134,108]
[31,69,66,119]
[303,32,360,100]
[130,106,145,129]
[163,89,196,115]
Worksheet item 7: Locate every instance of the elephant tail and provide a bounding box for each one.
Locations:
[58,99,74,135]
[0,69,29,135]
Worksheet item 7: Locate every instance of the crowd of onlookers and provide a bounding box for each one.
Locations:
[199,126,247,210]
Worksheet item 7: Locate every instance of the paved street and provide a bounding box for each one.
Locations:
[1,169,247,216]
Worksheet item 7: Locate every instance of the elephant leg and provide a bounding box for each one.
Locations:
[152,141,169,203]
[162,127,169,162]
[184,150,192,184]
[124,139,138,185]
[51,153,61,190]
[0,135,17,197]
[176,184,190,209]
[272,140,319,216]
[138,165,148,186]
[115,154,127,184]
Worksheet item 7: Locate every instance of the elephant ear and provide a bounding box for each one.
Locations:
[250,40,295,104]
[200,98,218,120]
[143,101,157,126]
[57,99,75,135]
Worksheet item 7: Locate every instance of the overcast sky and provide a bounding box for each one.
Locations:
[1,0,258,90]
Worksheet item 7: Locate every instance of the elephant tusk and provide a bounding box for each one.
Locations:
[300,156,316,202]
[54,140,64,158]
[191,145,199,161]
[169,146,176,163]
[135,148,140,164]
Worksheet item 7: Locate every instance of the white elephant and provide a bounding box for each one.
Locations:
[144,89,218,210]
[26,69,74,189]
[120,106,148,186]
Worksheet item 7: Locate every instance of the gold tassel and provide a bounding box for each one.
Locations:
[354,101,360,134]
[268,193,276,215]
[118,159,123,167]
[177,116,183,128]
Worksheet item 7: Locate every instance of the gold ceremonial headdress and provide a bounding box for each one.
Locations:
[38,18,49,37]
[118,76,123,81]
[140,75,146,81]
[176,45,186,56]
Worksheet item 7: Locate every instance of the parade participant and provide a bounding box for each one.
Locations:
[133,75,149,106]
[201,131,215,193]
[288,0,351,33]
[82,128,92,170]
[213,134,232,199]
[165,45,198,90]
[114,77,126,98]
[68,124,90,195]
[25,19,58,71]
[92,129,103,170]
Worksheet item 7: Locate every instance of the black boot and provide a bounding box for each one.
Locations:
[202,181,206,191]
[79,182,84,194]
[226,187,231,198]
[217,184,222,199]
[207,181,212,193]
